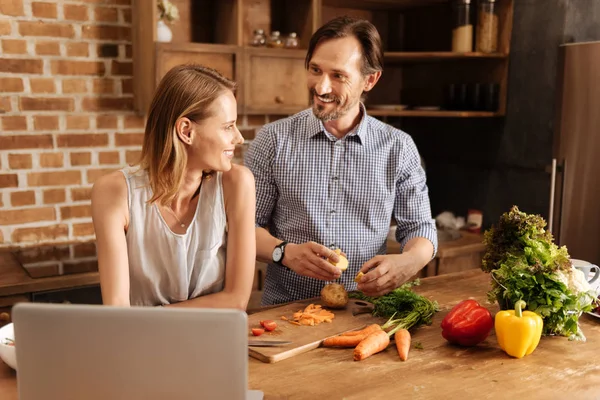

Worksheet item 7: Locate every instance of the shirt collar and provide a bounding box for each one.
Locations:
[306,103,370,145]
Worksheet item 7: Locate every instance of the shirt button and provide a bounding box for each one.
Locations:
[330,210,336,214]
[332,176,339,181]
[335,141,343,146]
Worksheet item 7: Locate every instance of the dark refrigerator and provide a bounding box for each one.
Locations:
[550,41,600,265]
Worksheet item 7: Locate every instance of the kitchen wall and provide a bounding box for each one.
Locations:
[403,0,600,231]
[0,0,269,248]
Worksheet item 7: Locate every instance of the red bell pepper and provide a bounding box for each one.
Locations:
[441,299,494,346]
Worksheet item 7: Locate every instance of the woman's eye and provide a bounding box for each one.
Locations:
[225,125,235,131]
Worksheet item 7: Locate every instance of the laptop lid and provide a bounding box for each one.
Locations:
[12,303,250,400]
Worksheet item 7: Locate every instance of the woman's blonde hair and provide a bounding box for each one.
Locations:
[138,64,236,206]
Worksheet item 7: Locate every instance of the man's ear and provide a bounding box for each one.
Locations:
[363,71,382,92]
[175,117,193,145]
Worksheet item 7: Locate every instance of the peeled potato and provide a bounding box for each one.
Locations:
[328,249,349,271]
[320,283,349,309]
[354,271,364,283]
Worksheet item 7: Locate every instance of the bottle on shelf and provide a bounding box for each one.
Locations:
[285,32,299,49]
[266,31,284,48]
[250,29,267,47]
[452,0,473,53]
[476,0,499,53]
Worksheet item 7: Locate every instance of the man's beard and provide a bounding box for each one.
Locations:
[310,89,356,122]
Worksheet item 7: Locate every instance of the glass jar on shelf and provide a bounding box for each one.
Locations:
[452,0,473,53]
[476,0,499,53]
[266,31,284,48]
[250,29,266,47]
[284,32,299,49]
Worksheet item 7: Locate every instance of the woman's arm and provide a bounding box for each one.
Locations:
[167,165,256,310]
[91,171,131,306]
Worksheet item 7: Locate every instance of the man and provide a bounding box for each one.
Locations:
[245,16,437,305]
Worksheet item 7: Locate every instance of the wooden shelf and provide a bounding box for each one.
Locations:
[367,109,503,117]
[384,52,508,62]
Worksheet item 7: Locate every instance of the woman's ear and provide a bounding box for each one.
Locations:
[175,117,193,145]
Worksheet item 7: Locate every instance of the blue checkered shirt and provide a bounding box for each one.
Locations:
[245,106,438,305]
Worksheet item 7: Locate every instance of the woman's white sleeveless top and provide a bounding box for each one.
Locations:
[121,168,227,306]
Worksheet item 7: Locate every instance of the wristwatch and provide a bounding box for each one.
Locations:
[272,241,289,266]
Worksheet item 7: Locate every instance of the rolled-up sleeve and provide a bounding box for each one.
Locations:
[393,135,438,257]
[244,126,278,228]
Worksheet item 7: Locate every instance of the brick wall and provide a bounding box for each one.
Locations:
[0,0,268,249]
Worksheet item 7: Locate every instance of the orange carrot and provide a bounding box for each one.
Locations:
[340,324,382,337]
[323,334,369,348]
[394,329,411,361]
[353,330,390,361]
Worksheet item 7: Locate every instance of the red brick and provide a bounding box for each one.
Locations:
[30,78,55,93]
[82,97,133,111]
[52,60,105,76]
[121,78,133,94]
[124,115,144,129]
[125,150,141,164]
[2,39,27,54]
[35,40,60,55]
[57,133,108,148]
[20,97,74,111]
[0,174,18,188]
[19,21,74,38]
[39,152,64,168]
[82,25,130,41]
[71,187,92,201]
[70,152,91,166]
[99,151,120,164]
[92,79,115,94]
[0,96,11,112]
[0,207,55,225]
[73,222,95,236]
[87,168,116,183]
[121,9,131,23]
[60,204,91,220]
[0,77,23,92]
[12,224,68,242]
[8,154,32,169]
[0,1,24,16]
[2,116,27,130]
[94,7,118,22]
[66,42,89,57]
[43,188,66,204]
[73,242,96,257]
[0,58,43,74]
[62,79,88,94]
[97,43,118,58]
[96,114,118,129]
[0,135,53,150]
[32,2,57,19]
[16,245,70,264]
[66,115,90,130]
[25,264,60,278]
[81,0,130,4]
[28,170,81,186]
[111,60,132,75]
[64,4,88,21]
[115,133,143,146]
[11,191,36,207]
[34,115,59,130]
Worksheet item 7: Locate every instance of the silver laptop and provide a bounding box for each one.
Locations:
[12,303,263,400]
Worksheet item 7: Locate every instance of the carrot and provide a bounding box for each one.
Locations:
[394,329,411,361]
[353,330,390,361]
[340,324,381,337]
[323,334,369,348]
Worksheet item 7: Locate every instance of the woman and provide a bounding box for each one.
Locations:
[91,64,256,309]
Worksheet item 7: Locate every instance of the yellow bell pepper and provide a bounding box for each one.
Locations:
[495,300,543,359]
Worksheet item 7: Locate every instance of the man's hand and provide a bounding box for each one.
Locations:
[356,253,422,297]
[282,242,342,281]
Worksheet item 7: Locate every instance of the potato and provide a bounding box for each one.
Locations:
[320,283,349,309]
[328,249,349,271]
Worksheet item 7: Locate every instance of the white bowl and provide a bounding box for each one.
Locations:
[0,323,16,370]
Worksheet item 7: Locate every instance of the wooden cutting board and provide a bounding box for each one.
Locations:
[247,298,375,363]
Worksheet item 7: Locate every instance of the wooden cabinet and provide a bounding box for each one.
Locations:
[244,48,309,114]
[132,0,514,118]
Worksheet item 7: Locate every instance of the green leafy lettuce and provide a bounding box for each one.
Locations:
[482,206,597,341]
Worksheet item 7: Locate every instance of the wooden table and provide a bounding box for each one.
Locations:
[1,270,599,399]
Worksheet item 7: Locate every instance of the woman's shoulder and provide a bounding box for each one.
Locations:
[221,165,255,203]
[91,170,128,206]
